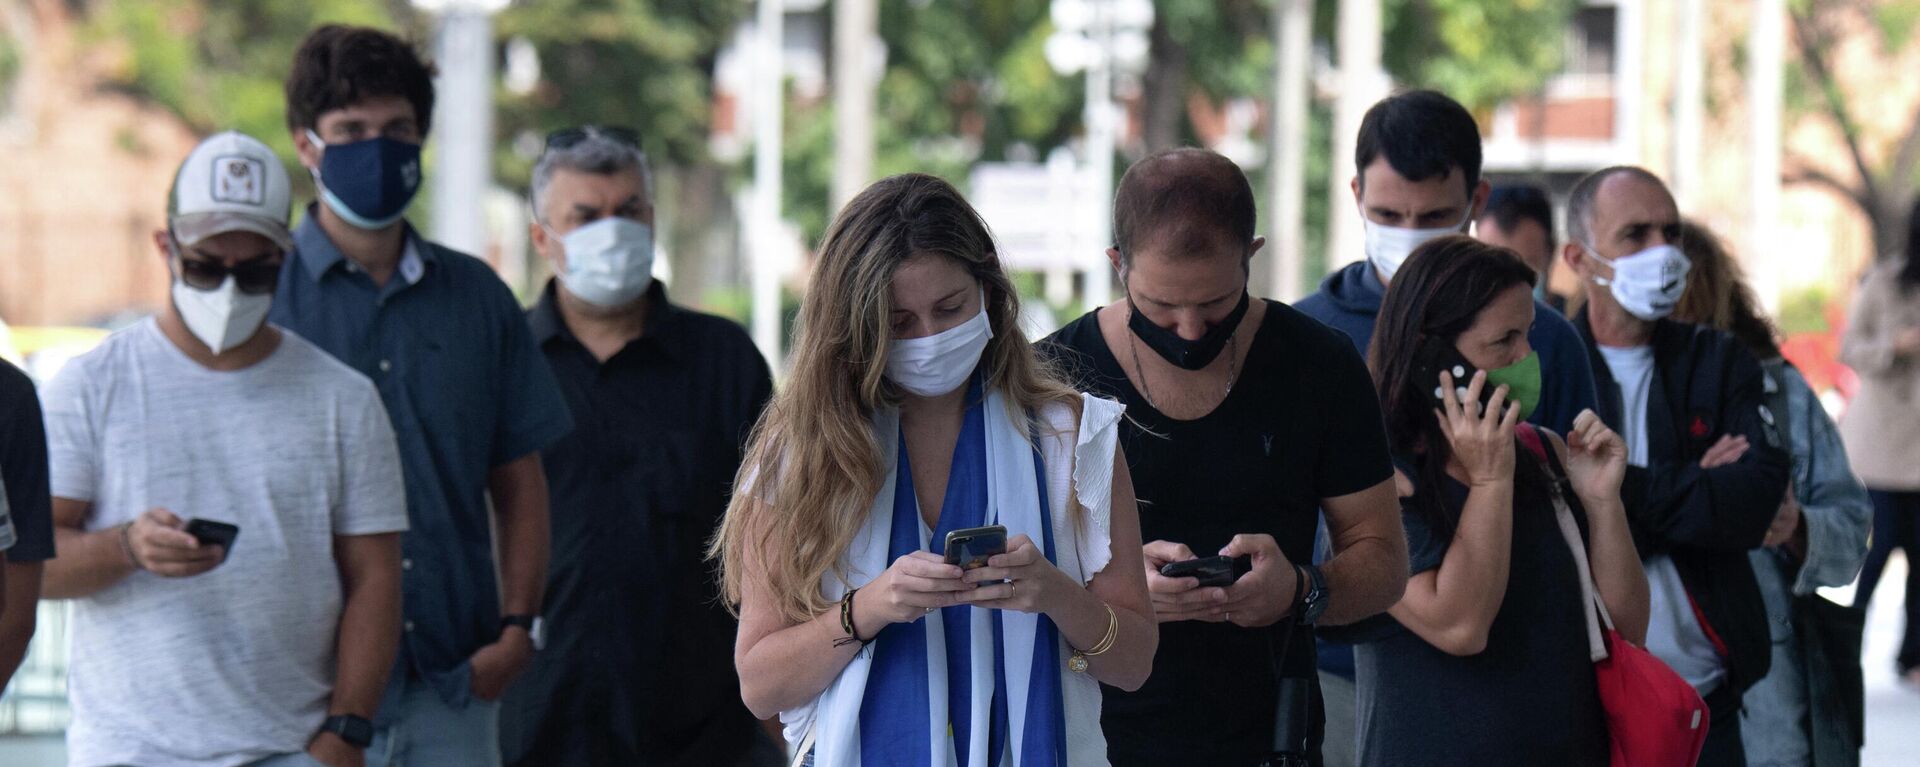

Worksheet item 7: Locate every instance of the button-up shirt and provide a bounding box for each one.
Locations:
[272,210,573,711]
[499,280,771,767]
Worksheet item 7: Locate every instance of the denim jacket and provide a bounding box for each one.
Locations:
[1741,358,1873,767]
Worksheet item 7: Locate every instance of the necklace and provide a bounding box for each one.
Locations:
[1126,309,1239,412]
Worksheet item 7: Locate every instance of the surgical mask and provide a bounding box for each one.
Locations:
[1362,212,1471,283]
[307,130,422,230]
[886,295,993,397]
[552,217,655,308]
[172,275,272,355]
[1588,243,1691,321]
[1127,291,1251,371]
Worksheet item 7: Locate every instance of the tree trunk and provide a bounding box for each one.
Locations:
[1140,19,1187,153]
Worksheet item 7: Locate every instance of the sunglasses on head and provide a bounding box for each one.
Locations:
[172,239,283,295]
[544,125,641,151]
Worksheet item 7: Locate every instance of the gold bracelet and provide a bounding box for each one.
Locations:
[1067,604,1119,674]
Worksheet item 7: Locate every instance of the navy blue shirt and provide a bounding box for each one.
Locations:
[272,210,573,710]
[0,359,53,562]
[1298,260,1601,678]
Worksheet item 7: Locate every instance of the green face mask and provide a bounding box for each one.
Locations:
[1483,351,1543,422]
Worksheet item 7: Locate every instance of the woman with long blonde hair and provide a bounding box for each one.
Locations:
[711,174,1155,766]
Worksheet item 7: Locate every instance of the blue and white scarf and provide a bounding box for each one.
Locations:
[789,382,1127,766]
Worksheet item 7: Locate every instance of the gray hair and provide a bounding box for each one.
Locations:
[529,128,653,219]
[1565,165,1666,249]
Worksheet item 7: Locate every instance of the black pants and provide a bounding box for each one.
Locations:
[1855,488,1920,673]
[1696,683,1746,767]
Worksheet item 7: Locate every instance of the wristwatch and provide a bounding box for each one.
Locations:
[501,614,547,651]
[320,714,373,749]
[1296,565,1330,626]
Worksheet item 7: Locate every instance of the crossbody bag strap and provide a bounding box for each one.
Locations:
[1517,425,1614,661]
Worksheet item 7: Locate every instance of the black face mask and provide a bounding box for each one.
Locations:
[1126,291,1251,370]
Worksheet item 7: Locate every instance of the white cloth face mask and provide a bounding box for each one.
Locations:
[885,293,993,397]
[1588,243,1691,321]
[173,276,272,355]
[554,217,656,308]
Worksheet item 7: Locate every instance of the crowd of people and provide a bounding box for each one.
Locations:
[0,21,1911,767]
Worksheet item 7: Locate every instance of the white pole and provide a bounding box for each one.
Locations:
[1082,0,1115,309]
[832,0,877,212]
[1329,0,1384,268]
[751,0,785,370]
[1616,0,1647,164]
[429,8,494,260]
[1269,0,1311,301]
[1748,0,1785,314]
[1671,0,1706,206]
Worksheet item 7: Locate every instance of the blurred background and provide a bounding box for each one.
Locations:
[0,0,1916,762]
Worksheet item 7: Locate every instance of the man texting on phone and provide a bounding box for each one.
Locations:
[1042,148,1408,765]
[40,132,409,767]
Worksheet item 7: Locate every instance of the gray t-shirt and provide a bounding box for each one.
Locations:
[0,476,14,551]
[43,319,408,767]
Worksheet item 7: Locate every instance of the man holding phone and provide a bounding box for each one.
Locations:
[40,132,409,767]
[1043,148,1409,765]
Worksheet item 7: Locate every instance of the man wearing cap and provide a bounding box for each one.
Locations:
[40,131,409,767]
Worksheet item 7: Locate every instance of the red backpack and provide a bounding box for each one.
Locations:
[1515,424,1709,767]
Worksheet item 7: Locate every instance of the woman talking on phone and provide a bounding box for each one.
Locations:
[711,174,1155,766]
[1352,237,1649,765]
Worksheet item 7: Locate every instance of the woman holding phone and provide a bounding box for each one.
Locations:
[1351,236,1649,765]
[711,174,1155,766]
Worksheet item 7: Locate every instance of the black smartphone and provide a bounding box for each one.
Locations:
[1159,554,1253,587]
[1414,339,1497,413]
[943,524,1008,570]
[183,518,240,552]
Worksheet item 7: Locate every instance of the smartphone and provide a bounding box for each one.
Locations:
[1414,339,1498,413]
[183,518,240,552]
[1159,554,1253,587]
[943,525,1008,571]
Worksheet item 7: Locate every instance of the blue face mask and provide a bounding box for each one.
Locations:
[307,130,423,230]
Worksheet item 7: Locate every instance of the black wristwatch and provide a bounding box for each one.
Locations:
[501,614,547,651]
[1296,564,1329,626]
[320,714,373,749]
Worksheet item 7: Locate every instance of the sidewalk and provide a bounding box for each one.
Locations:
[1861,554,1920,765]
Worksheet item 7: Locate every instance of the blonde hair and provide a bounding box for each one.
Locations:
[710,173,1084,623]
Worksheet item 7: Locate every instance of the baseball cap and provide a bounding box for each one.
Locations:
[168,131,295,252]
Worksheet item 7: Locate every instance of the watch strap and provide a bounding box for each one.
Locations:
[321,714,373,748]
[1300,564,1330,625]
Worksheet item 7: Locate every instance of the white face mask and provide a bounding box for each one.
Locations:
[1588,243,1691,321]
[885,295,993,398]
[1361,211,1471,283]
[172,276,273,355]
[552,217,656,308]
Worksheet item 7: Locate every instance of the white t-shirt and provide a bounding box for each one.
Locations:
[43,319,409,767]
[1596,344,1726,695]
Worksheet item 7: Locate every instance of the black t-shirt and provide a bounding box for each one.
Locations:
[1353,444,1608,766]
[0,358,53,562]
[1042,301,1394,766]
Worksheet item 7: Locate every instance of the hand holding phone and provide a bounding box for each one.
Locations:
[124,509,228,578]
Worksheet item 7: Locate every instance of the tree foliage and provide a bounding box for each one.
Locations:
[1784,0,1920,261]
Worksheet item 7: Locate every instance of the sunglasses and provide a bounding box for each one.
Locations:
[544,125,641,150]
[174,249,283,295]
